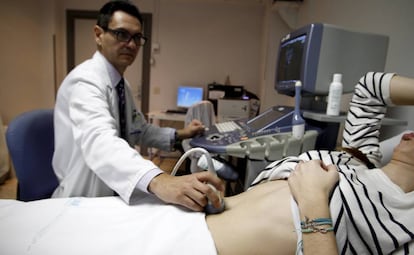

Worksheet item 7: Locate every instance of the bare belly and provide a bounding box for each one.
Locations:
[206,181,297,255]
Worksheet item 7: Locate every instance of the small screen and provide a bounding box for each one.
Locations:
[277,34,306,83]
[247,107,288,131]
[176,86,204,108]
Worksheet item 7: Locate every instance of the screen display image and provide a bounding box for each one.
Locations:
[176,86,204,108]
[277,34,306,83]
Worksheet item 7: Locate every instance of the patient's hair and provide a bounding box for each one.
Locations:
[341,147,376,169]
[97,0,143,29]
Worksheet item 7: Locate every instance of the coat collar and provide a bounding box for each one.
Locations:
[93,51,123,88]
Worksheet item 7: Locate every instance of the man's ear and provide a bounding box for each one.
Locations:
[94,25,104,46]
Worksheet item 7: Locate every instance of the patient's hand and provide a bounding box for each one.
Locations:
[288,160,339,206]
[289,160,340,255]
[148,172,225,212]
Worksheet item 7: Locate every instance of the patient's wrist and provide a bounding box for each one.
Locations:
[301,217,334,234]
[297,193,328,210]
[298,197,330,221]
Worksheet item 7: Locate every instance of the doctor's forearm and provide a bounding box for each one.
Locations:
[176,129,191,139]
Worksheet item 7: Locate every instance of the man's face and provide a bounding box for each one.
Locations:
[94,11,142,74]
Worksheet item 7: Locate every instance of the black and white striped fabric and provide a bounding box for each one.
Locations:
[251,72,414,254]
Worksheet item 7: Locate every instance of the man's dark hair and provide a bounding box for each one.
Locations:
[97,0,143,29]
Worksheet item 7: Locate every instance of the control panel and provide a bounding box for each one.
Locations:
[190,106,294,153]
[190,106,319,160]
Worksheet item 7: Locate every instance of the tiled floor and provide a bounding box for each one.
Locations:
[0,156,182,200]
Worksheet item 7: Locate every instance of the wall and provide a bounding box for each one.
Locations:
[0,0,264,124]
[1,0,414,139]
[147,0,264,111]
[0,0,57,124]
[259,1,295,113]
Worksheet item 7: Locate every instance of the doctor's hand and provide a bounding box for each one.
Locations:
[148,172,225,212]
[177,119,205,139]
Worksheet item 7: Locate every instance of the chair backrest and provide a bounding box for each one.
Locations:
[182,101,217,172]
[249,98,260,118]
[6,109,58,201]
[184,100,216,127]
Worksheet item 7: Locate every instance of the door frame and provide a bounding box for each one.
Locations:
[66,10,152,115]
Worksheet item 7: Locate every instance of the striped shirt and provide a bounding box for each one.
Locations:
[252,72,414,254]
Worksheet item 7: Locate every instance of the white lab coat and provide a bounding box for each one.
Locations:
[52,52,174,203]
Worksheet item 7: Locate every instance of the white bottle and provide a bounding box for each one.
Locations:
[326,73,343,116]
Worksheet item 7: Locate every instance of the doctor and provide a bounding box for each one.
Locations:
[52,0,224,212]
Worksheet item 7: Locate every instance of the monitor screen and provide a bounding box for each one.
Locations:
[277,34,306,85]
[176,86,204,108]
[275,23,389,100]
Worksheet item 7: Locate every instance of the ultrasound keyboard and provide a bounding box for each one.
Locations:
[215,121,242,133]
[191,106,297,154]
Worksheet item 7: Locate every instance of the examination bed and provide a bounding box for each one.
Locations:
[0,130,409,255]
[0,195,216,255]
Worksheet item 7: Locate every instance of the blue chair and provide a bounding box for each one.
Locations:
[6,109,58,201]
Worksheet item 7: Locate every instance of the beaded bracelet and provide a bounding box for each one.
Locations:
[300,217,334,234]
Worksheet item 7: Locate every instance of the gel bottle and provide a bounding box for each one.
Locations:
[326,73,343,116]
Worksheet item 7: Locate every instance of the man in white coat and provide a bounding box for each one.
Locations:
[52,0,224,212]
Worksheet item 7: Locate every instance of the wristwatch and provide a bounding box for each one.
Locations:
[172,131,182,150]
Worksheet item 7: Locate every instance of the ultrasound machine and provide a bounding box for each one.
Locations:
[190,23,389,187]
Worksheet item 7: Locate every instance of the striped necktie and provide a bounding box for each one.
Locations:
[116,78,126,139]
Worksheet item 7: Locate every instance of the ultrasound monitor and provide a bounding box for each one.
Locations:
[176,86,204,108]
[275,23,389,101]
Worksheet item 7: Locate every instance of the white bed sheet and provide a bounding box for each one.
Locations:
[0,196,217,255]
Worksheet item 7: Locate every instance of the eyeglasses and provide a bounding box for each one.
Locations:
[104,28,147,46]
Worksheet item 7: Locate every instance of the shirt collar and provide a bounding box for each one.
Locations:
[94,51,123,88]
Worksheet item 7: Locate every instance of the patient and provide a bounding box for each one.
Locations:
[1,72,413,254]
[207,72,414,255]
